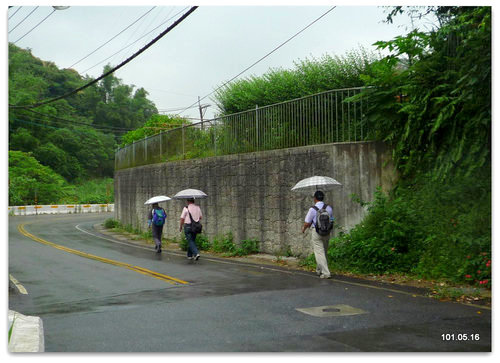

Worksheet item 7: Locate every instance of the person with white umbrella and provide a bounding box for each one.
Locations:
[145,196,170,253]
[301,190,334,279]
[292,176,340,279]
[175,189,206,261]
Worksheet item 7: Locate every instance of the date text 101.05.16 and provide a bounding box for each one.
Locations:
[441,333,480,341]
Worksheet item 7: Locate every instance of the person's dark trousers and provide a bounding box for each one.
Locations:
[152,224,163,251]
[184,224,199,257]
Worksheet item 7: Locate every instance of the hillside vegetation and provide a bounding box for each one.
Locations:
[8,44,158,205]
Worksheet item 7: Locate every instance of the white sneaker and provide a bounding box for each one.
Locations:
[187,256,193,260]
[319,274,331,279]
[195,254,200,261]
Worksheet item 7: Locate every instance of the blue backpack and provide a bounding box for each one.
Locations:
[152,208,166,226]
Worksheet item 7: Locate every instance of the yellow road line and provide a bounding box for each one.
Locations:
[9,274,28,294]
[17,223,188,286]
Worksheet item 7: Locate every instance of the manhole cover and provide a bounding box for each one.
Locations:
[296,304,367,317]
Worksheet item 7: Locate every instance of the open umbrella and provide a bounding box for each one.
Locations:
[144,195,171,205]
[291,176,342,193]
[173,188,208,200]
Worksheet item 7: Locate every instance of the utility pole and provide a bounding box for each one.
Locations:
[198,96,204,130]
[198,96,210,130]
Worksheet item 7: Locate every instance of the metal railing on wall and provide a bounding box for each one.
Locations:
[115,87,369,170]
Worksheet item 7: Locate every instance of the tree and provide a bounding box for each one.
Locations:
[120,114,187,146]
[9,128,40,152]
[9,46,158,183]
[361,6,491,179]
[33,142,82,181]
[9,150,70,205]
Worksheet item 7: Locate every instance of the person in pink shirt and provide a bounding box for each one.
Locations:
[179,198,203,260]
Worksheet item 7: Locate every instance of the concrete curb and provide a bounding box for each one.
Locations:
[8,310,44,352]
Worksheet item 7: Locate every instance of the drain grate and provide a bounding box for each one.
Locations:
[322,308,341,313]
[296,304,367,317]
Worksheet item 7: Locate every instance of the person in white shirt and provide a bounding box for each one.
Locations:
[179,198,203,260]
[301,190,333,278]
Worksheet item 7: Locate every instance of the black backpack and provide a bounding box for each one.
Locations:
[312,204,333,236]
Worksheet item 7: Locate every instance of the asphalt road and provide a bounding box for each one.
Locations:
[8,213,491,352]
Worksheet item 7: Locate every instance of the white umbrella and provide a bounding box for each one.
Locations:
[144,195,171,205]
[291,176,342,193]
[173,189,208,200]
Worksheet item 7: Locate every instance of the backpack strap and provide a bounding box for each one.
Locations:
[311,206,319,211]
[186,206,197,223]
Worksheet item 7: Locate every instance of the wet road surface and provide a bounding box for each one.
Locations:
[9,213,491,352]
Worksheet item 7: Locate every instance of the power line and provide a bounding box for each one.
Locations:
[18,108,133,132]
[13,118,70,131]
[9,6,198,110]
[9,6,38,34]
[158,104,201,112]
[12,8,56,44]
[116,7,171,65]
[11,119,128,145]
[15,116,130,134]
[137,7,172,43]
[80,7,189,75]
[8,6,22,20]
[177,6,337,116]
[66,6,156,69]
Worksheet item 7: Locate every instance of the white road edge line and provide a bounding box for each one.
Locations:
[75,223,295,275]
[9,274,28,295]
[75,223,153,251]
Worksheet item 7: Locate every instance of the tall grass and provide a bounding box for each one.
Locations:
[60,177,114,204]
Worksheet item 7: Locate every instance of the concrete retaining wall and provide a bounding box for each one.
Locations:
[9,204,114,216]
[114,141,395,256]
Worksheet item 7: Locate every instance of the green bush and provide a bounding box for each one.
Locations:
[328,170,491,286]
[195,234,212,251]
[328,189,422,274]
[212,232,235,254]
[103,218,119,229]
[214,47,378,114]
[234,239,260,256]
[299,254,317,270]
[65,178,114,204]
[179,232,258,256]
[179,234,188,251]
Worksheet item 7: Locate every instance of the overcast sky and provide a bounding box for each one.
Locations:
[6,1,443,121]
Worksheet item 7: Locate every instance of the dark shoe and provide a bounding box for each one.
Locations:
[157,246,162,253]
[195,254,200,261]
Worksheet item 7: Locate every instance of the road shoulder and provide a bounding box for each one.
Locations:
[93,223,491,308]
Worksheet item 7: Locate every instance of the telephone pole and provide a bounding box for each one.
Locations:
[198,96,209,130]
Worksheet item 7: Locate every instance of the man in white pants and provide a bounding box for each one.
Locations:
[301,190,333,279]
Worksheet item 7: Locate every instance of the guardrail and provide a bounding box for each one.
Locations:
[8,204,114,216]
